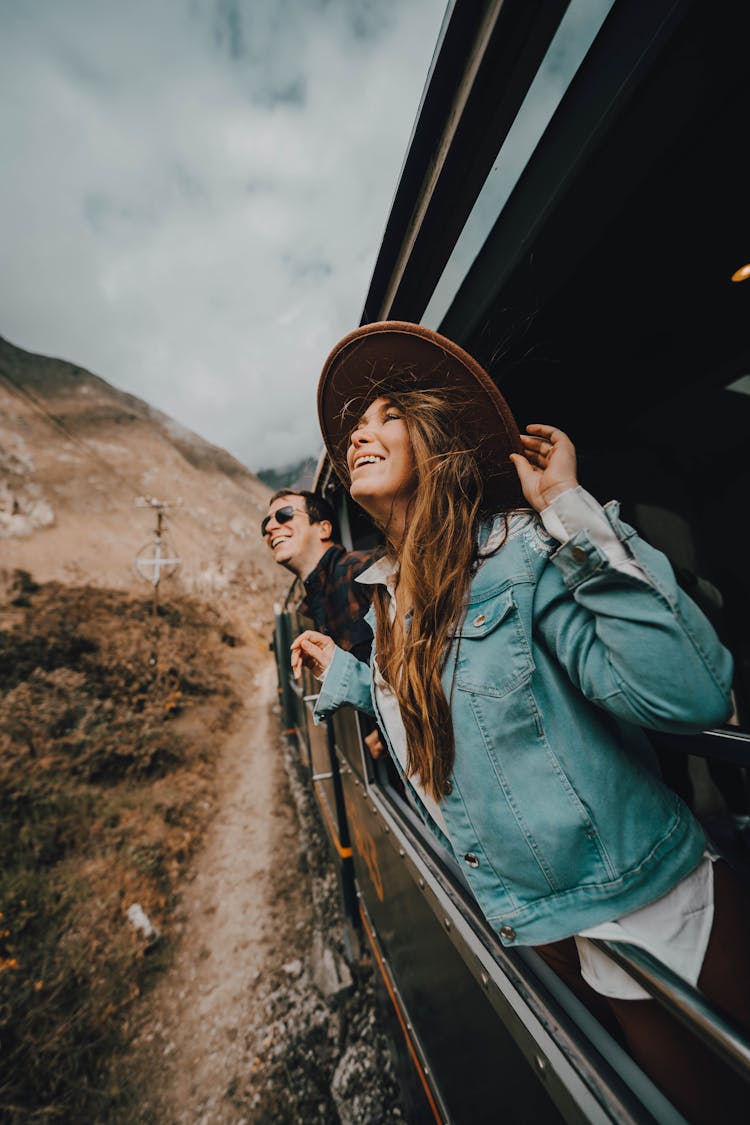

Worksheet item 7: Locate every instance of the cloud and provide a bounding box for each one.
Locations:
[0,0,447,470]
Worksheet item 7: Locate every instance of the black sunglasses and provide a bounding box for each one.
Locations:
[260,505,310,537]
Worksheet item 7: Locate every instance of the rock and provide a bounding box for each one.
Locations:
[126,903,160,942]
[332,1043,390,1125]
[310,932,353,1005]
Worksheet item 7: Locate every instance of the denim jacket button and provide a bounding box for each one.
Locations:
[571,546,587,563]
[500,925,516,940]
[472,613,486,627]
[464,852,480,868]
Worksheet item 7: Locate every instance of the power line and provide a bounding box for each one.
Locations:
[0,366,145,495]
[0,365,222,559]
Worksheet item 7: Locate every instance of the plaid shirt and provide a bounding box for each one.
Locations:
[300,544,378,663]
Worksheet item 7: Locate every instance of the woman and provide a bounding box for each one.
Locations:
[292,321,750,1121]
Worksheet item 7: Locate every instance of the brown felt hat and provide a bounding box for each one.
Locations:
[317,320,523,507]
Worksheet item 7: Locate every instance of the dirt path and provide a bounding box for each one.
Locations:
[124,651,315,1123]
[121,646,406,1125]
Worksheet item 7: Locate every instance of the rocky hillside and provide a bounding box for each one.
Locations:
[0,334,288,637]
[257,454,319,492]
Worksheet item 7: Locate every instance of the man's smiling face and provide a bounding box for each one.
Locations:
[262,495,332,579]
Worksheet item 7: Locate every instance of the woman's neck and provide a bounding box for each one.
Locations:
[360,493,411,548]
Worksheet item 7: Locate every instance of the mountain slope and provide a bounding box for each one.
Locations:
[0,335,288,635]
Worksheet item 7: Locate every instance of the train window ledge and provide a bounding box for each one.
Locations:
[370,766,750,1117]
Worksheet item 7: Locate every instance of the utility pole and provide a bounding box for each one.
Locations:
[134,497,182,670]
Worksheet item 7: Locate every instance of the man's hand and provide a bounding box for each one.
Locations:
[290,630,336,680]
[510,424,579,512]
[364,729,384,760]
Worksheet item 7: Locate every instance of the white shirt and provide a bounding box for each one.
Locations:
[355,489,715,999]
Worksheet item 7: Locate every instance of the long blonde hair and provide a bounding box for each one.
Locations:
[350,387,514,801]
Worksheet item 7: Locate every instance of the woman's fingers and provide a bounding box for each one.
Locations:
[510,455,540,509]
[526,423,563,441]
[511,424,579,510]
[519,434,551,466]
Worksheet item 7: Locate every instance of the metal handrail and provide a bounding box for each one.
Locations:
[651,726,750,767]
[368,765,750,1110]
[593,939,750,1083]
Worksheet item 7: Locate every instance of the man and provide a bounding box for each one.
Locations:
[263,488,384,759]
[262,488,375,663]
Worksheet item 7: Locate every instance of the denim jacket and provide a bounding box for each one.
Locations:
[313,505,733,946]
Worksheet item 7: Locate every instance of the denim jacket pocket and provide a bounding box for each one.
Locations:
[453,589,535,698]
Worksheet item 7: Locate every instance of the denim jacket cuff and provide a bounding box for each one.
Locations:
[551,529,613,589]
[313,645,372,723]
[551,499,646,589]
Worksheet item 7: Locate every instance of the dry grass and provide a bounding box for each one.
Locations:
[0,570,242,1122]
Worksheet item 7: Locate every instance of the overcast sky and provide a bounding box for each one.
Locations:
[0,0,448,472]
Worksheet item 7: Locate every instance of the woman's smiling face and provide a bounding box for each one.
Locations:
[346,396,417,533]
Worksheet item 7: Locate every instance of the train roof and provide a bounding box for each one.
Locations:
[317,0,749,495]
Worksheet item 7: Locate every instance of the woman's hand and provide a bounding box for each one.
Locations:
[290,630,337,680]
[509,425,579,512]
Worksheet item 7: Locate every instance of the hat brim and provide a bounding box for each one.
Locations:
[317,321,523,509]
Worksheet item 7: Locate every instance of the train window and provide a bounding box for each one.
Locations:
[343,494,385,554]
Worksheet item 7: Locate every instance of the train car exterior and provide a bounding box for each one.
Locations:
[273,1,750,1121]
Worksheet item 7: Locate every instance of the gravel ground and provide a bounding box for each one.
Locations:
[245,721,407,1124]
